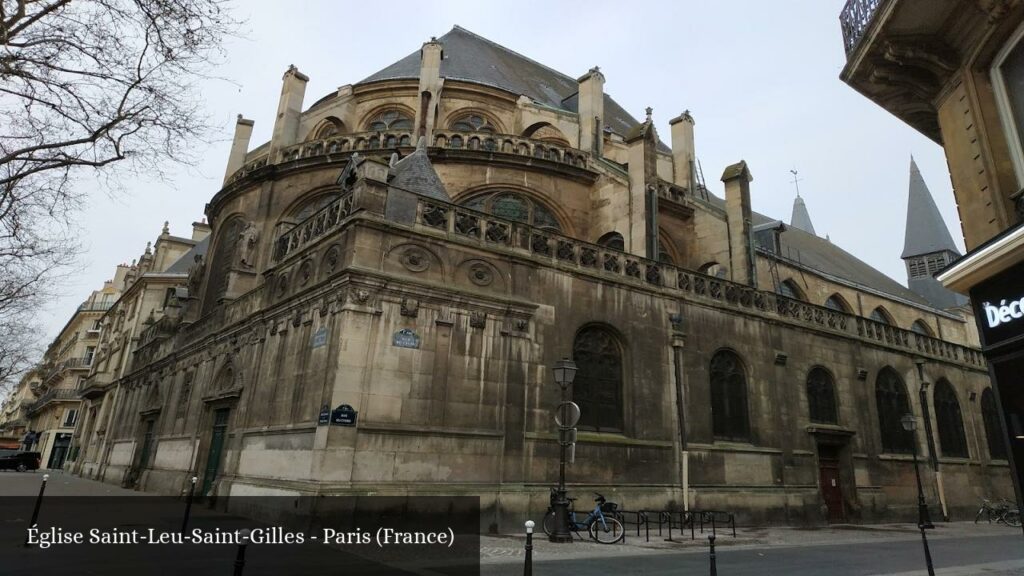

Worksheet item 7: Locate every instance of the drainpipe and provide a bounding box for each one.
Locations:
[916,359,948,521]
[670,312,689,511]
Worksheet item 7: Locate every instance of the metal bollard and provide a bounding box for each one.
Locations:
[24,473,49,547]
[181,476,197,533]
[233,528,251,576]
[709,534,718,576]
[524,520,534,576]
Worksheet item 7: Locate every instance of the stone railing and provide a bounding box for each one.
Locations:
[840,0,884,55]
[230,131,592,185]
[412,196,986,369]
[274,191,354,262]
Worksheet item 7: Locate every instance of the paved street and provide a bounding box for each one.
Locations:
[2,472,1023,575]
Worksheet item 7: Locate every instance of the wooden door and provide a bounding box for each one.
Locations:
[201,409,229,495]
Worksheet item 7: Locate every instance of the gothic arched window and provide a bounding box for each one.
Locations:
[458,191,562,232]
[201,216,246,315]
[981,388,1008,460]
[876,367,913,453]
[700,262,727,278]
[778,279,805,301]
[367,109,413,132]
[934,379,968,458]
[572,325,624,432]
[824,294,852,313]
[807,367,838,424]
[450,113,496,133]
[710,350,750,441]
[911,320,934,337]
[597,232,625,251]
[870,307,894,325]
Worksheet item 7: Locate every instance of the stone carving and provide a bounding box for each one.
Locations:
[187,254,205,294]
[351,288,370,304]
[237,221,259,268]
[298,259,314,286]
[513,318,528,332]
[468,263,493,286]
[469,311,487,329]
[400,297,419,318]
[401,247,430,272]
[322,245,341,277]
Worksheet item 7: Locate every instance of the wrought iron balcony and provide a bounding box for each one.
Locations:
[840,0,885,55]
[78,302,114,312]
[26,388,81,415]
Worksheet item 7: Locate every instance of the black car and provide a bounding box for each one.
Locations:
[0,450,41,472]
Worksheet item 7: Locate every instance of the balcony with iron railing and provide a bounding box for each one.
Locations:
[78,302,114,312]
[840,0,885,56]
[26,388,81,415]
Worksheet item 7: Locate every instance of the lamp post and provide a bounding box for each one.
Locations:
[551,358,577,544]
[901,414,935,576]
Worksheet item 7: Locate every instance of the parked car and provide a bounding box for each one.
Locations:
[0,450,41,472]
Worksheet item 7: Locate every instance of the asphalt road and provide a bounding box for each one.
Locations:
[483,533,1024,576]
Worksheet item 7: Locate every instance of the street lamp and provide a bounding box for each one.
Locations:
[551,358,577,544]
[901,413,935,576]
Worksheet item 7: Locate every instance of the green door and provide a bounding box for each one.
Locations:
[201,409,229,496]
[138,420,155,469]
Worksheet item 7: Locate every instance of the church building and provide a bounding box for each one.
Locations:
[71,26,1011,528]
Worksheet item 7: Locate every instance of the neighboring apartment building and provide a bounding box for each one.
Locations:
[27,279,124,469]
[840,0,1024,502]
[0,368,41,450]
[71,27,1008,529]
[71,221,209,480]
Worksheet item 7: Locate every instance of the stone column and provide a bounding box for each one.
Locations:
[269,65,309,160]
[415,38,444,140]
[222,115,254,184]
[721,161,756,286]
[669,111,695,190]
[577,67,605,155]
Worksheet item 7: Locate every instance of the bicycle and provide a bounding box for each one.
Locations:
[542,489,624,544]
[975,498,1022,527]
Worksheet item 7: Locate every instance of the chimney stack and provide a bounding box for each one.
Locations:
[670,111,695,190]
[269,65,309,159]
[577,67,605,155]
[415,38,444,139]
[721,161,756,286]
[223,115,254,184]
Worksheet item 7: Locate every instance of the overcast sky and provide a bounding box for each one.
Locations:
[40,0,962,340]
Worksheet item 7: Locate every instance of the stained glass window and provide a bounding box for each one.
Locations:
[457,191,562,231]
[911,320,933,337]
[368,109,413,132]
[710,350,750,441]
[450,114,495,133]
[824,294,850,313]
[573,325,624,432]
[807,367,838,424]
[982,388,1008,460]
[876,367,913,453]
[778,280,804,301]
[934,379,968,458]
[598,232,625,251]
[870,307,893,325]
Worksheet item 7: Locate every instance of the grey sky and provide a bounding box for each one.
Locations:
[40,0,961,340]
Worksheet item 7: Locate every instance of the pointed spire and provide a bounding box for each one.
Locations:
[901,156,959,258]
[790,196,816,235]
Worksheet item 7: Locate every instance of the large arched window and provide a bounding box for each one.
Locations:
[367,109,413,132]
[201,216,246,315]
[450,113,496,133]
[824,294,852,313]
[597,232,625,251]
[778,279,805,301]
[870,307,894,325]
[981,388,1008,460]
[807,367,838,424]
[875,367,913,453]
[572,325,624,432]
[459,191,562,231]
[933,379,968,458]
[910,320,934,337]
[710,350,750,441]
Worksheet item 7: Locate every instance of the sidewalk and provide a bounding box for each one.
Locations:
[480,521,1024,565]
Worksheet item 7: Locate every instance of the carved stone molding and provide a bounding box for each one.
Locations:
[400,297,419,318]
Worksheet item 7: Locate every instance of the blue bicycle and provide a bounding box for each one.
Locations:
[542,490,624,544]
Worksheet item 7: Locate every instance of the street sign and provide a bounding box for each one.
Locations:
[331,404,358,426]
[317,404,331,425]
[554,401,581,428]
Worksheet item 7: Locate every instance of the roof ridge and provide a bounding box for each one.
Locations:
[448,25,580,90]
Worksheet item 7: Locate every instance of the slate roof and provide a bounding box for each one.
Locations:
[902,157,960,258]
[358,26,670,152]
[388,138,450,201]
[164,236,210,274]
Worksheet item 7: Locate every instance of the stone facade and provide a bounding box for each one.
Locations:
[67,26,1011,530]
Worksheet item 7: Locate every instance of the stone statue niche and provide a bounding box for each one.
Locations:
[236,221,259,268]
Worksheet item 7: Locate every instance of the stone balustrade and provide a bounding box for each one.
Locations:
[274,192,354,262]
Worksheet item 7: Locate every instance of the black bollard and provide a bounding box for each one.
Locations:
[24,473,49,547]
[233,529,251,576]
[181,476,197,534]
[524,520,534,576]
[709,534,718,576]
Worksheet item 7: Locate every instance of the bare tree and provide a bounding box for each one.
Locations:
[0,0,236,392]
